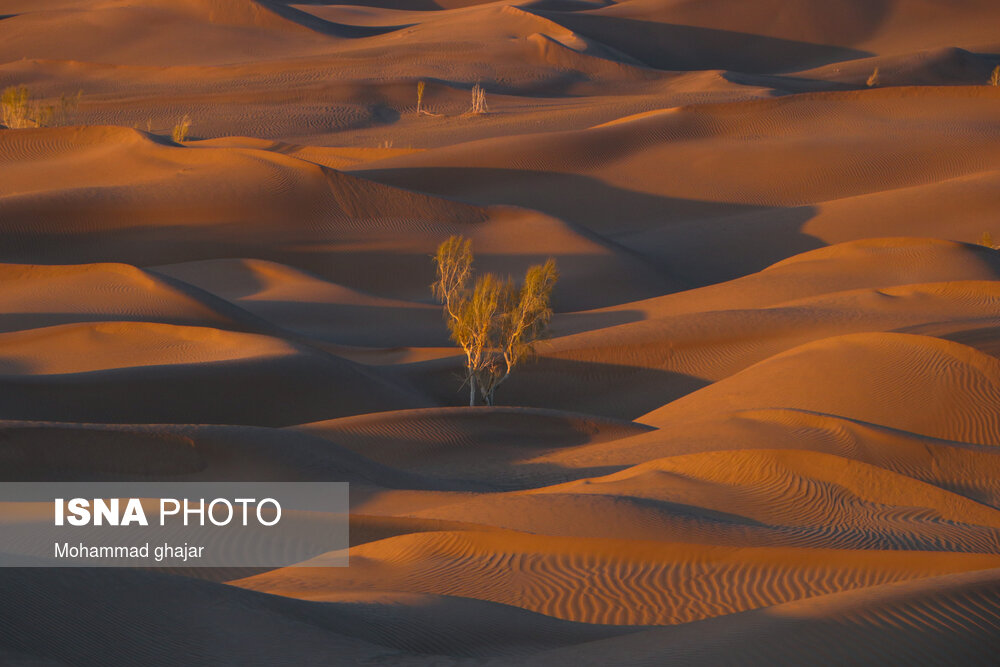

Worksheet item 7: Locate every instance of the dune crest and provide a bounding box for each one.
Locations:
[3,0,1000,663]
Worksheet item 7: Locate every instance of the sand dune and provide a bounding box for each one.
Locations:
[3,0,1000,664]
[153,258,448,347]
[356,88,1000,211]
[0,423,203,479]
[0,126,668,308]
[295,406,650,487]
[0,568,401,666]
[0,566,648,664]
[526,567,1000,666]
[393,239,1000,419]
[0,419,456,488]
[531,448,1000,548]
[519,279,1000,416]
[0,262,246,333]
[355,87,1000,284]
[236,529,1000,625]
[0,0,337,66]
[799,46,999,88]
[545,0,1000,68]
[641,332,1000,445]
[0,322,429,425]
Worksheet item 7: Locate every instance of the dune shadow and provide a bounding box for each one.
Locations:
[217,301,645,347]
[355,166,825,286]
[722,70,861,94]
[259,1,414,37]
[551,309,646,335]
[372,104,401,125]
[523,0,616,11]
[229,300,450,347]
[901,322,1000,361]
[533,12,874,73]
[621,204,825,286]
[355,165,745,230]
[395,355,710,421]
[0,222,668,311]
[265,0,452,12]
[503,357,710,419]
[0,356,32,375]
[0,355,427,427]
[0,426,204,481]
[457,461,644,491]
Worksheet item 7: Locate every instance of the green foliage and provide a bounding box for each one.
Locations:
[432,235,558,406]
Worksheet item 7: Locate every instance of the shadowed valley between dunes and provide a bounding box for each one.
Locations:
[1,0,1000,664]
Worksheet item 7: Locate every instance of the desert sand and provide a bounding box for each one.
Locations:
[1,0,1000,664]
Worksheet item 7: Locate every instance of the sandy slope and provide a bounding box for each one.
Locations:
[524,568,1000,666]
[394,238,1000,418]
[640,331,1000,444]
[295,406,651,486]
[0,262,245,332]
[355,87,1000,285]
[2,0,1000,664]
[0,126,668,309]
[237,530,1000,624]
[0,321,430,425]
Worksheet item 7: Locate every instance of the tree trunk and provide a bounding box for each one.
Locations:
[468,373,477,406]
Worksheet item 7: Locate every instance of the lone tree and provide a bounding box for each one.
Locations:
[432,235,558,406]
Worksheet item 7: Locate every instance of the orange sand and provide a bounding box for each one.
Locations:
[2,1,1000,664]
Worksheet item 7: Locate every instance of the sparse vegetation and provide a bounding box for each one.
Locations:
[171,114,191,143]
[866,67,880,88]
[433,235,558,406]
[51,91,81,126]
[468,83,488,115]
[0,86,77,129]
[415,81,443,117]
[978,231,998,249]
[990,66,1000,87]
[1,86,31,128]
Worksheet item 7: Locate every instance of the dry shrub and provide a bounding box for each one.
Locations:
[469,83,488,114]
[172,114,192,142]
[866,67,880,88]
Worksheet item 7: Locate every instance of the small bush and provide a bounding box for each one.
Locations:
[171,114,191,142]
[979,231,997,249]
[1,86,31,128]
[990,66,1000,87]
[1,86,79,129]
[416,80,426,114]
[468,83,488,115]
[866,67,880,88]
[52,91,81,126]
